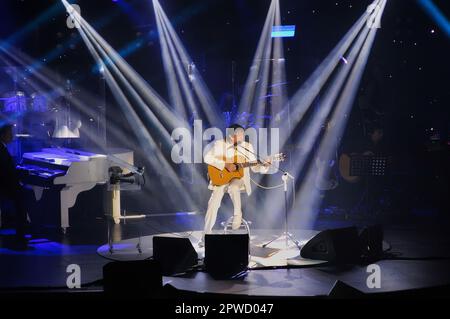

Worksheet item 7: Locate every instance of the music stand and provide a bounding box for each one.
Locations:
[349,154,389,177]
[349,154,389,216]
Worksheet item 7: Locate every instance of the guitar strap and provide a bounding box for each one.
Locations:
[234,145,239,169]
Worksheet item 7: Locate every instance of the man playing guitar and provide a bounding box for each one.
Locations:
[199,124,271,247]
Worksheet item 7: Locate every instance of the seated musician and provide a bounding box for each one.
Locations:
[0,123,28,249]
[337,120,389,214]
[200,124,271,247]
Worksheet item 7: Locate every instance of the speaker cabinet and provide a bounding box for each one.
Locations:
[205,234,249,279]
[103,260,162,296]
[328,280,364,298]
[300,227,360,264]
[359,225,383,261]
[152,236,198,275]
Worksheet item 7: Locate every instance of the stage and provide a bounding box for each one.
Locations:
[1,0,449,303]
[1,218,450,298]
[97,229,327,266]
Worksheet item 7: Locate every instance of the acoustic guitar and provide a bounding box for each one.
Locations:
[207,153,285,186]
[338,152,371,183]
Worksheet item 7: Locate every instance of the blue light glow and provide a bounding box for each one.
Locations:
[0,240,98,256]
[271,25,296,38]
[417,0,450,38]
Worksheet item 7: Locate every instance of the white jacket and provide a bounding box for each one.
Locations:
[204,139,269,195]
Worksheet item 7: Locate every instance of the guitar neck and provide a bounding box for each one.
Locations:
[238,161,260,168]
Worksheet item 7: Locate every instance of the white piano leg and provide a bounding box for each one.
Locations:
[112,185,121,224]
[60,202,70,235]
[60,183,97,233]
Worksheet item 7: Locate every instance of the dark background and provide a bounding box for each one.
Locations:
[0,0,449,223]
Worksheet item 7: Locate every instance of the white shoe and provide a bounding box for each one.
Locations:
[232,215,242,230]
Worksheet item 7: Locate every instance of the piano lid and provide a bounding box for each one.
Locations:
[42,147,106,158]
[22,148,107,167]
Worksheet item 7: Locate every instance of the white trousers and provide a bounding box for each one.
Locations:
[203,178,244,236]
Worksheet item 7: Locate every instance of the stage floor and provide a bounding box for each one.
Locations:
[97,229,327,268]
[97,228,450,296]
[1,218,450,297]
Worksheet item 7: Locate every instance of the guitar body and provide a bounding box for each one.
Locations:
[338,153,360,183]
[207,153,285,187]
[207,165,244,186]
[338,151,374,183]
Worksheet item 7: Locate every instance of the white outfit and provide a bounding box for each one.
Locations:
[203,139,269,236]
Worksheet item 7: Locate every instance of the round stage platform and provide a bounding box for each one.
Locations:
[96,228,450,297]
[97,229,326,268]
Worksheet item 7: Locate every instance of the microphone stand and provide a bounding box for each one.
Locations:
[234,144,300,250]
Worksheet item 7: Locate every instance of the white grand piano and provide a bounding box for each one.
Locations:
[17,147,135,233]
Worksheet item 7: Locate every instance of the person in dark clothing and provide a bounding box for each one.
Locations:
[341,122,386,157]
[0,123,28,248]
[330,121,390,217]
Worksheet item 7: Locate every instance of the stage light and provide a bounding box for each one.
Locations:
[154,4,199,121]
[80,26,199,208]
[152,1,186,119]
[289,22,372,170]
[63,1,186,132]
[0,45,130,154]
[51,0,390,233]
[114,1,214,61]
[60,0,209,210]
[271,25,296,38]
[238,0,276,118]
[152,0,223,127]
[279,0,383,148]
[6,7,195,214]
[292,0,388,229]
[257,0,386,229]
[28,2,131,76]
[270,0,288,126]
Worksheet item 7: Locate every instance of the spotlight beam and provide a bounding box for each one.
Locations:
[63,0,187,132]
[155,6,202,123]
[261,14,374,227]
[78,11,176,148]
[293,0,388,229]
[153,0,187,120]
[81,24,198,207]
[66,0,209,198]
[280,0,382,147]
[154,0,223,127]
[61,0,201,207]
[271,0,288,126]
[238,0,276,118]
[252,24,275,128]
[289,23,372,184]
[0,45,142,157]
[417,0,450,38]
[153,11,212,188]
